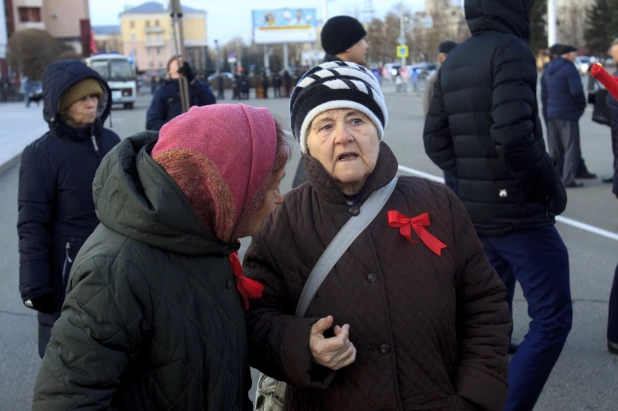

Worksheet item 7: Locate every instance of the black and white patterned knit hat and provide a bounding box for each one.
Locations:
[290,61,388,153]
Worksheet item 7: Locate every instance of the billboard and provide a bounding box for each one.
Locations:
[252,8,317,44]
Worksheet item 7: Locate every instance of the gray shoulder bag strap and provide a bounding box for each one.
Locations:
[295,177,398,318]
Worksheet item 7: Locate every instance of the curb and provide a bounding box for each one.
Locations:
[0,152,22,178]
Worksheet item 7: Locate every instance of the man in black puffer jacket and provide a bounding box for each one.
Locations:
[424,1,571,410]
[17,60,120,358]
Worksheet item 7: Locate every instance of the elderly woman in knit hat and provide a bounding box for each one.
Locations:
[245,62,511,411]
[32,104,291,410]
[17,60,120,359]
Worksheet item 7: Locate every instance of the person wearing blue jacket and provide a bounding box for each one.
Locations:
[17,60,121,358]
[145,56,216,131]
[542,44,588,188]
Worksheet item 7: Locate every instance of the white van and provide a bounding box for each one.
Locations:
[86,54,137,109]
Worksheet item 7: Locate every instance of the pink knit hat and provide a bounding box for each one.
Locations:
[152,104,277,243]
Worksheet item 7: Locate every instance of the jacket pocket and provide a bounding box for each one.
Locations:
[61,238,82,289]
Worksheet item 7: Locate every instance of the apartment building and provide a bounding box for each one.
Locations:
[93,25,123,54]
[120,1,208,73]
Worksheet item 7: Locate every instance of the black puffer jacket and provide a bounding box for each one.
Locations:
[423,0,566,236]
[33,132,252,410]
[17,60,120,357]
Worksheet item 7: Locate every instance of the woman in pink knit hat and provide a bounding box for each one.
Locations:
[33,104,291,411]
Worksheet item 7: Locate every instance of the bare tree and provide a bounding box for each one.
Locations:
[557,2,588,48]
[7,29,75,80]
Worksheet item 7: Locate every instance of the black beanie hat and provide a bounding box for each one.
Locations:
[439,41,458,54]
[289,61,387,153]
[321,15,367,56]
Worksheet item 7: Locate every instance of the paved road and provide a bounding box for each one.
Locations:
[1,88,617,410]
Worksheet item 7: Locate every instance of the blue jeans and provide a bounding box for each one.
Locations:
[608,263,618,343]
[480,226,572,411]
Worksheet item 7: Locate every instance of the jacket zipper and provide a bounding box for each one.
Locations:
[91,135,100,154]
[62,242,73,287]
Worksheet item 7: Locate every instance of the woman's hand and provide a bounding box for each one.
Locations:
[309,315,356,371]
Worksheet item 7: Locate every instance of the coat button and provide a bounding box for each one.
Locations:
[366,273,377,283]
[226,278,235,289]
[349,206,360,216]
[378,343,390,355]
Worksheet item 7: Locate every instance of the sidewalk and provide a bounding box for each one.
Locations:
[0,102,48,175]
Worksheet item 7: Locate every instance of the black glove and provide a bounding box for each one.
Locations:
[177,62,196,83]
[588,92,596,105]
[23,294,56,314]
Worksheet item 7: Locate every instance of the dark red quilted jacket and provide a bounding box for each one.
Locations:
[244,143,511,411]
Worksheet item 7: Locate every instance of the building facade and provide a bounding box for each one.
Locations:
[93,25,123,54]
[5,0,90,56]
[120,2,208,73]
[42,0,89,54]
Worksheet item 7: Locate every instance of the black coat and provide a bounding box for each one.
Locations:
[33,132,252,410]
[423,0,566,236]
[145,78,216,131]
[17,60,120,357]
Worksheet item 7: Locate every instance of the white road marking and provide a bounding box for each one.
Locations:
[397,165,618,242]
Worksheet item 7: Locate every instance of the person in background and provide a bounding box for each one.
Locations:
[18,60,120,359]
[217,73,225,100]
[542,44,595,187]
[32,104,291,410]
[146,56,216,131]
[604,41,618,355]
[282,70,292,98]
[424,1,571,410]
[423,40,459,194]
[272,70,282,98]
[261,72,269,99]
[604,38,618,184]
[320,15,368,65]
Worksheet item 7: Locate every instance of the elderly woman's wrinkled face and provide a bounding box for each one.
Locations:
[307,109,379,195]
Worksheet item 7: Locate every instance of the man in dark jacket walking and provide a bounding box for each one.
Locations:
[272,71,282,98]
[17,60,120,358]
[542,44,588,187]
[292,14,369,188]
[146,56,216,131]
[424,1,571,410]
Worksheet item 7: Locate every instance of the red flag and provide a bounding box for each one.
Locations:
[591,64,618,100]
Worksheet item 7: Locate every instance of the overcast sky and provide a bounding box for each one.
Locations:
[90,0,427,46]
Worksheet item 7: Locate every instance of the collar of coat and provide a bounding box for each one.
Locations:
[300,141,399,206]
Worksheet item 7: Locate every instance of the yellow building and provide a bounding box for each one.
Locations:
[119,1,208,73]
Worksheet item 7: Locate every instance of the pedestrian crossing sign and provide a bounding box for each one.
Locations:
[396,45,409,58]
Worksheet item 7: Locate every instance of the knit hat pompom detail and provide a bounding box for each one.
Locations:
[59,78,103,113]
[289,61,387,153]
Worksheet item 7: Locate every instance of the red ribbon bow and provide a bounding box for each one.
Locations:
[387,211,447,256]
[229,252,264,311]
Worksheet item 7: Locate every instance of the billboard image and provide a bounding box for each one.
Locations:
[252,8,317,44]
